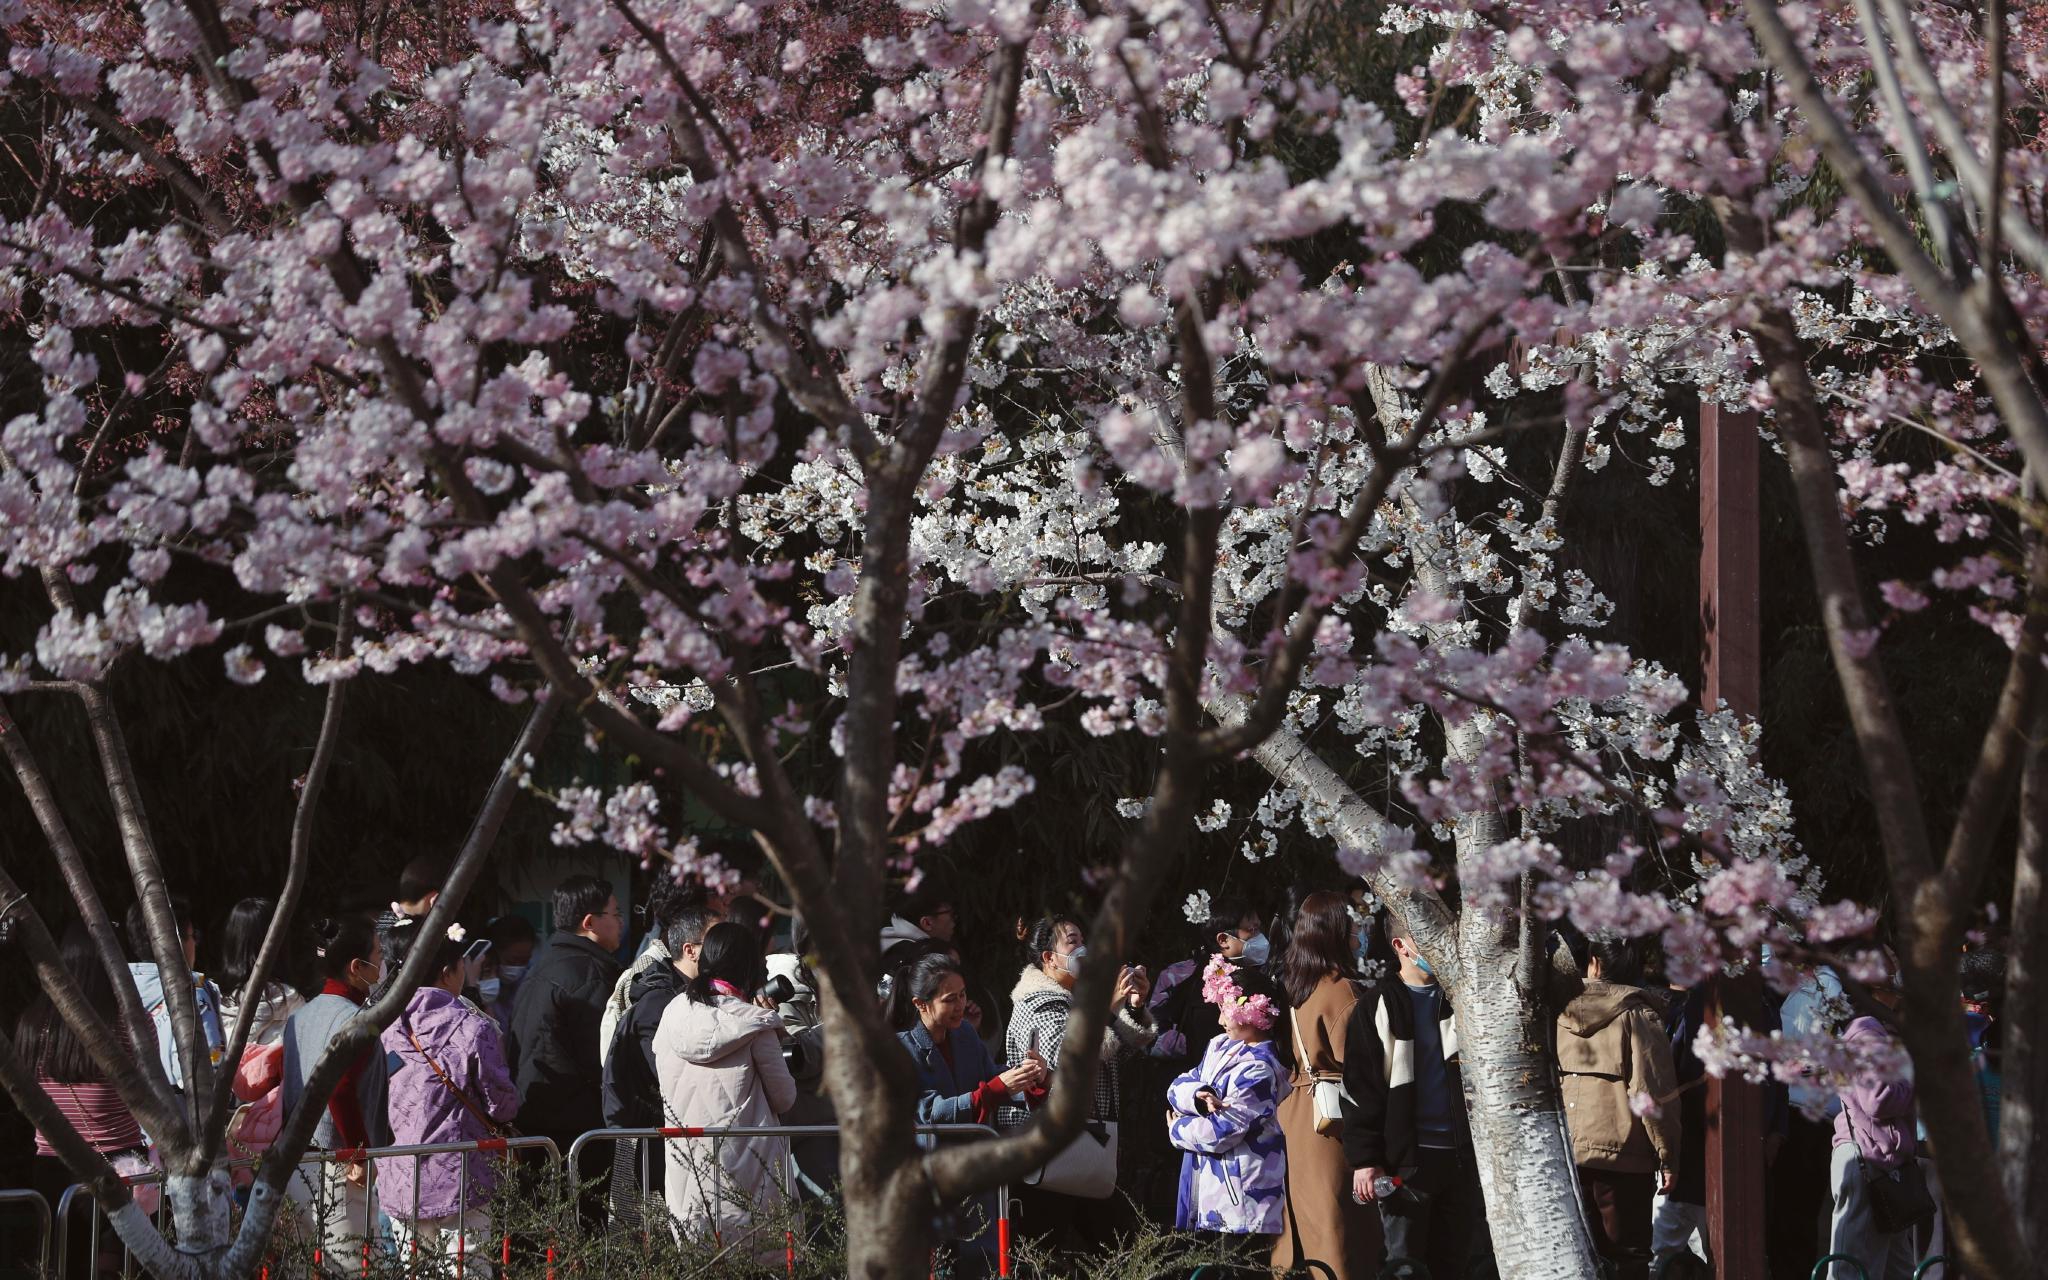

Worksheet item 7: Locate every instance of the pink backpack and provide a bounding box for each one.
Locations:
[224,1043,285,1185]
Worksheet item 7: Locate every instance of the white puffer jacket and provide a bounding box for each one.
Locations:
[653,992,798,1245]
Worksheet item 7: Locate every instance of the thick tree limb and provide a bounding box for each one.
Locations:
[1849,0,1963,276]
[2002,694,2048,1254]
[69,674,215,1145]
[1742,275,2026,1279]
[1935,533,2047,911]
[0,697,175,1113]
[224,691,559,1277]
[201,616,353,1159]
[1867,0,2048,280]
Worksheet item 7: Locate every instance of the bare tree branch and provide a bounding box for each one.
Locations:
[1982,0,2008,275]
[1849,0,1964,276]
[0,697,177,1114]
[1743,0,2048,484]
[1935,530,2046,909]
[200,611,354,1159]
[226,691,560,1277]
[1868,0,2048,279]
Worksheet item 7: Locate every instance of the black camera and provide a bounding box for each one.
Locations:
[762,973,796,1006]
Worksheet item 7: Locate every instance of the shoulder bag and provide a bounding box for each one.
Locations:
[1289,1002,1350,1135]
[1842,1104,1934,1236]
[1023,1117,1119,1199]
[401,1014,516,1140]
[1019,1003,1119,1199]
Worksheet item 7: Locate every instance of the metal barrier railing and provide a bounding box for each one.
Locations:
[1811,1257,1867,1280]
[54,1165,171,1279]
[0,1187,54,1276]
[566,1122,1011,1277]
[55,1135,559,1279]
[45,1124,1012,1277]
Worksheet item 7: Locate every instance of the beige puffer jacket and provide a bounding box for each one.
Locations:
[1556,981,1680,1174]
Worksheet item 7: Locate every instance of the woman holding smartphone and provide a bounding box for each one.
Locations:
[1001,915,1156,1261]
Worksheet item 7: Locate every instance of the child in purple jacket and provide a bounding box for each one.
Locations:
[1165,958,1291,1252]
[377,918,519,1275]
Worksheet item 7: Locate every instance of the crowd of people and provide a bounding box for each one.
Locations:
[5,861,2001,1280]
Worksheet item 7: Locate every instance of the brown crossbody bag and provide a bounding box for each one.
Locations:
[400,1013,516,1140]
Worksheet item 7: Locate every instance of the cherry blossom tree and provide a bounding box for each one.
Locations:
[4,0,2042,1278]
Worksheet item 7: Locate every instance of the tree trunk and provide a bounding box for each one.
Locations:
[1213,695,1600,1280]
[1453,816,1595,1280]
[163,1165,234,1268]
[840,1151,932,1280]
[2003,700,2048,1256]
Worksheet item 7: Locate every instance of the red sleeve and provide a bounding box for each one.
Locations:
[326,1050,370,1151]
[969,1077,1007,1123]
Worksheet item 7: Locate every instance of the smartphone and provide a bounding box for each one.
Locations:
[463,938,492,962]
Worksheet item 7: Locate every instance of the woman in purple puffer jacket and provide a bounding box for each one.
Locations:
[377,917,519,1275]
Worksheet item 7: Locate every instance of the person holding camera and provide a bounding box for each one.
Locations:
[601,901,720,1226]
[653,922,799,1250]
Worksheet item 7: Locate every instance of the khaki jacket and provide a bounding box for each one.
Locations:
[1557,981,1680,1174]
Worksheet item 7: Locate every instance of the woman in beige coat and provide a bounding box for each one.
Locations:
[654,922,799,1249]
[1556,936,1680,1280]
[1272,892,1381,1279]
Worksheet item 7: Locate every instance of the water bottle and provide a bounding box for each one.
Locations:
[1352,1173,1402,1204]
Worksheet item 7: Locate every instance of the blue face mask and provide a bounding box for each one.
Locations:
[1239,933,1271,967]
[1414,953,1434,977]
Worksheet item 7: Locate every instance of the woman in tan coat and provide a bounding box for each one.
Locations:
[1271,892,1381,1278]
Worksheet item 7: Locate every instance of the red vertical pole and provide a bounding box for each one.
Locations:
[1700,400,1766,1280]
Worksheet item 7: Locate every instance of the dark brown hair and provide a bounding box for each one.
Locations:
[14,925,118,1084]
[1281,891,1357,1007]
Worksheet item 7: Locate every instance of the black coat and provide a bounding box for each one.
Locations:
[1338,980,1468,1174]
[504,931,623,1140]
[601,959,682,1129]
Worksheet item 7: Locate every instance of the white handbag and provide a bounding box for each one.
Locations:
[1290,1006,1349,1134]
[1024,1119,1120,1199]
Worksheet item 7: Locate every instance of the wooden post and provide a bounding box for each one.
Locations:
[1699,401,1766,1280]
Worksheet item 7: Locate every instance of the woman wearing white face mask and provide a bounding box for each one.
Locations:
[1002,914,1157,1260]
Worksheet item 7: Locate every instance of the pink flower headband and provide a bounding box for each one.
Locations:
[1201,954,1276,1030]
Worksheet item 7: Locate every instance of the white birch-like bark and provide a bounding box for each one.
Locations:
[1208,692,1599,1279]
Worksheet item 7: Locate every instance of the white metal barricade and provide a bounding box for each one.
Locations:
[0,1187,54,1276]
[54,1135,560,1279]
[566,1122,1012,1277]
[54,1165,169,1279]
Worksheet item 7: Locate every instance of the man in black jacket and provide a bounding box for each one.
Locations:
[1339,920,1492,1280]
[505,874,624,1224]
[599,902,718,1225]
